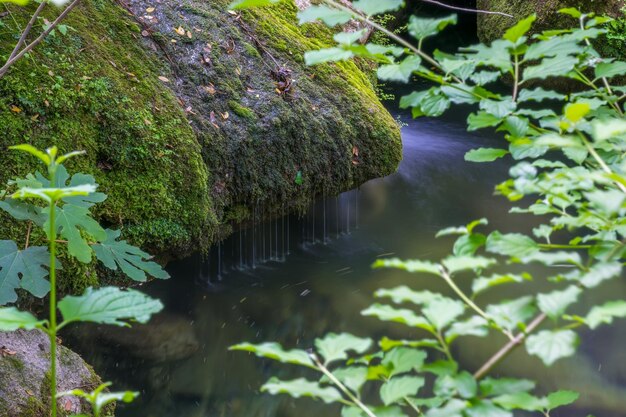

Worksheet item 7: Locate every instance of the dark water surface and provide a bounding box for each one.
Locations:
[71,110,626,417]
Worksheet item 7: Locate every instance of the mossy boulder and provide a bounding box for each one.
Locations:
[0,0,401,268]
[0,330,106,417]
[477,0,626,58]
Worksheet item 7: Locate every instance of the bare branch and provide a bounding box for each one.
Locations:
[8,0,47,61]
[0,0,81,79]
[421,0,514,18]
[473,313,547,380]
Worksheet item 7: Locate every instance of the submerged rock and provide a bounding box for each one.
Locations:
[0,0,402,265]
[0,330,104,417]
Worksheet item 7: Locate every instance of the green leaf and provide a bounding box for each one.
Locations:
[372,258,441,276]
[464,148,508,162]
[486,232,539,257]
[479,377,535,396]
[0,241,51,304]
[564,102,591,123]
[379,337,440,351]
[315,333,372,364]
[584,300,626,329]
[592,118,626,141]
[579,262,622,288]
[424,398,467,417]
[334,30,367,45]
[503,14,536,43]
[380,376,425,405]
[547,390,579,409]
[453,233,486,256]
[558,8,582,18]
[422,297,465,330]
[9,144,51,165]
[465,401,512,417]
[521,251,581,266]
[408,14,457,41]
[352,0,403,15]
[13,185,96,204]
[585,190,625,216]
[486,296,536,332]
[375,286,440,305]
[0,307,45,331]
[523,56,578,81]
[467,112,501,130]
[58,286,163,327]
[262,377,342,403]
[230,342,315,368]
[493,392,548,411]
[361,303,434,332]
[472,273,530,296]
[228,0,281,9]
[517,88,566,103]
[298,5,352,26]
[434,372,477,399]
[321,367,367,393]
[381,347,427,377]
[595,61,626,79]
[525,329,578,365]
[92,229,169,281]
[0,199,45,226]
[304,48,354,65]
[441,255,496,273]
[445,316,489,342]
[377,56,421,83]
[537,285,581,319]
[47,204,106,263]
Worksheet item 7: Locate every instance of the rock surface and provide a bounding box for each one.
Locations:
[0,330,104,417]
[0,0,402,266]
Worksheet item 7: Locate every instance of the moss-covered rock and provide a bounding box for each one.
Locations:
[477,0,626,58]
[0,0,401,272]
[0,330,106,417]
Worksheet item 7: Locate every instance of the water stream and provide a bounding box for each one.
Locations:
[70,110,626,417]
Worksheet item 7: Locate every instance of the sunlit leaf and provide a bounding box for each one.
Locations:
[380,376,425,405]
[479,377,535,396]
[525,329,578,365]
[546,390,579,409]
[381,347,427,377]
[262,378,342,403]
[503,14,536,43]
[408,14,457,41]
[230,342,315,368]
[464,148,508,162]
[315,333,372,365]
[298,5,352,26]
[492,392,548,411]
[486,296,536,332]
[486,232,539,257]
[537,286,581,319]
[352,0,403,16]
[584,300,626,329]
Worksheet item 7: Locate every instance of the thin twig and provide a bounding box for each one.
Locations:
[420,0,513,18]
[310,353,378,417]
[0,0,81,78]
[8,0,47,61]
[473,313,547,380]
[24,220,32,249]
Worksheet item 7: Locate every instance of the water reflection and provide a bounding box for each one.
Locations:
[69,112,626,417]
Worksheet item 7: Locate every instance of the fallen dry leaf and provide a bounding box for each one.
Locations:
[175,26,185,36]
[146,6,155,13]
[158,76,170,83]
[10,105,21,113]
[221,112,229,120]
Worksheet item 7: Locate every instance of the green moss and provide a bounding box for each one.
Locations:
[0,0,216,265]
[228,100,257,119]
[243,41,262,57]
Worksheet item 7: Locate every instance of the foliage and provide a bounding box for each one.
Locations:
[0,145,167,417]
[59,382,138,417]
[230,1,626,416]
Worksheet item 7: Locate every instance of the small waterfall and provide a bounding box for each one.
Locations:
[198,187,362,283]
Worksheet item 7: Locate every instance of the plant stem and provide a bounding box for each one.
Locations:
[538,243,591,250]
[420,0,513,17]
[311,353,377,417]
[512,54,520,102]
[8,0,47,61]
[473,313,547,380]
[439,268,491,323]
[0,0,81,79]
[578,132,626,194]
[323,0,462,84]
[48,169,57,417]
